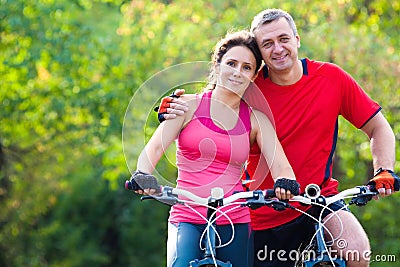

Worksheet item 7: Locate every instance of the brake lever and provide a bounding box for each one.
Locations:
[140,195,156,201]
[349,192,377,206]
[242,190,270,210]
[266,199,294,211]
[348,186,378,206]
[242,190,294,211]
[244,199,268,210]
[140,186,180,206]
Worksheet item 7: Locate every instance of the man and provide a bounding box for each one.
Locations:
[158,9,398,267]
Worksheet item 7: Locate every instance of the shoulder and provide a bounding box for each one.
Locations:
[180,93,199,110]
[249,109,276,143]
[179,94,196,104]
[250,109,273,128]
[306,58,355,86]
[251,109,264,118]
[306,58,346,76]
[179,94,197,101]
[179,93,203,127]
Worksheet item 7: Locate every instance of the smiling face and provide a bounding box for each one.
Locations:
[216,45,258,95]
[254,17,301,74]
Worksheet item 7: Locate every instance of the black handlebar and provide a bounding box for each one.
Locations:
[125,180,133,190]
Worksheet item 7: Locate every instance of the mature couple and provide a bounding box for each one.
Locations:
[128,8,398,267]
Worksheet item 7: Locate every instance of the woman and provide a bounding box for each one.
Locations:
[130,30,297,267]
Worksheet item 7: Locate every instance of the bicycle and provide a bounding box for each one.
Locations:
[288,183,378,267]
[125,180,287,267]
[125,180,378,267]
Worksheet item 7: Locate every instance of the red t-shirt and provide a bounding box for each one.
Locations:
[243,58,381,230]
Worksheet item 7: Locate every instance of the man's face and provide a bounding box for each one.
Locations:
[254,17,300,74]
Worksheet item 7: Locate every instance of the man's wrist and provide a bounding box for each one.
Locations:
[374,167,394,176]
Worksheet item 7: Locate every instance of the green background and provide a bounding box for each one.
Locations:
[1,0,399,266]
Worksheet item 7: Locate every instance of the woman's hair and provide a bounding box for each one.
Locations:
[205,30,262,91]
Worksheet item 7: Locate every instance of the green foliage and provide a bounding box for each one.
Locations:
[0,0,399,266]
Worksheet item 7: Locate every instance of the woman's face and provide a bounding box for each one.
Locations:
[216,45,257,95]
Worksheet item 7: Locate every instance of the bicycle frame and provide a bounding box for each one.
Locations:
[302,223,346,267]
[136,186,279,267]
[126,181,377,267]
[292,184,377,267]
[188,196,232,267]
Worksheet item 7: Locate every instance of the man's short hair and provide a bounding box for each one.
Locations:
[251,8,298,36]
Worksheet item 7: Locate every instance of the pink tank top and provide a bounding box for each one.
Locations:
[169,91,251,225]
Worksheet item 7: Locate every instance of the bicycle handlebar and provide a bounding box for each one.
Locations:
[139,186,278,208]
[291,184,377,207]
[126,180,377,210]
[133,184,295,212]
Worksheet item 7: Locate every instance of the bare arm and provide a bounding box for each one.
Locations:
[137,94,196,173]
[360,111,395,171]
[136,117,184,173]
[360,111,396,196]
[251,110,297,199]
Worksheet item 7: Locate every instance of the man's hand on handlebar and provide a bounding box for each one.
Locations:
[367,168,399,197]
[156,89,188,123]
[274,178,300,200]
[125,170,161,195]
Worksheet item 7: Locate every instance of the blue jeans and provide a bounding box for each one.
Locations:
[167,222,251,267]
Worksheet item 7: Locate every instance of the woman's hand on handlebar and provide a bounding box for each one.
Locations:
[274,178,300,200]
[125,170,161,195]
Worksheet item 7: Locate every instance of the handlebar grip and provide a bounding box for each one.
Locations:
[125,180,133,190]
[141,196,156,201]
[367,184,377,192]
[265,189,276,198]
